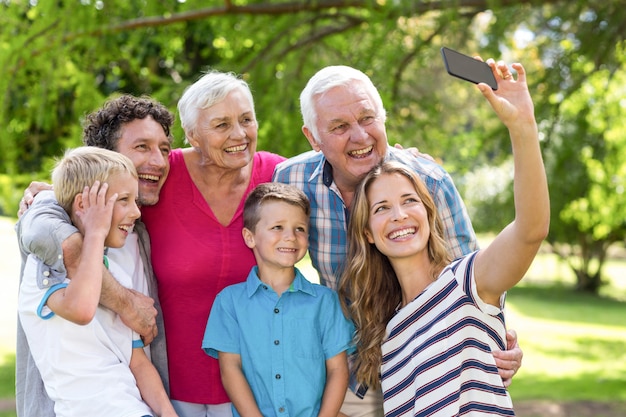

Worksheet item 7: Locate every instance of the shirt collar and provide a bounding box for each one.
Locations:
[322,158,334,187]
[300,151,330,186]
[245,266,317,298]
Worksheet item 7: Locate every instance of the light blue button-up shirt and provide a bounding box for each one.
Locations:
[203,266,354,417]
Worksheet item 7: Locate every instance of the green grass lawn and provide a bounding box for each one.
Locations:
[1,218,625,415]
[486,238,626,404]
[0,354,14,399]
[0,352,15,417]
[506,285,626,402]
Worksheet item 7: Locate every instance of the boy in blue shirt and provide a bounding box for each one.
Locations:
[202,182,354,417]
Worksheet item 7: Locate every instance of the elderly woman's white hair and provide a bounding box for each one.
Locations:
[299,65,387,143]
[177,70,255,144]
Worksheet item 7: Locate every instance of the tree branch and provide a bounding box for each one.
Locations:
[85,0,375,36]
[241,13,365,73]
[81,0,565,36]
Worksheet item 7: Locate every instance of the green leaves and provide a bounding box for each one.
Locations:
[1,0,626,292]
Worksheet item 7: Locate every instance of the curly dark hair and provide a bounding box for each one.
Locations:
[82,94,174,150]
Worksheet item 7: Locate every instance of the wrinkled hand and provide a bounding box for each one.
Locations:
[492,329,523,387]
[18,181,53,217]
[393,143,436,162]
[120,288,158,344]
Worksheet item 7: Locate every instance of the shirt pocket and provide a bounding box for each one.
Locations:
[286,318,324,359]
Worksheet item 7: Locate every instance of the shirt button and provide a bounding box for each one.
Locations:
[42,279,49,286]
[278,407,285,413]
[274,340,280,345]
[262,285,268,290]
[274,308,280,314]
[275,374,281,379]
[43,271,50,277]
[58,254,62,259]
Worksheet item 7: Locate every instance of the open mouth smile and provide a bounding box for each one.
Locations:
[348,145,373,159]
[225,144,248,153]
[388,227,416,240]
[138,174,161,183]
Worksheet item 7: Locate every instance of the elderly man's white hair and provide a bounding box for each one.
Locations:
[299,65,387,143]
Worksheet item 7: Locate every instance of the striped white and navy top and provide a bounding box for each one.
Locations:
[381,252,515,416]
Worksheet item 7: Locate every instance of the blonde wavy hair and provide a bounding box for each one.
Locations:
[338,160,451,388]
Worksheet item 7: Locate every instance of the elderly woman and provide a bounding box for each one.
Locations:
[141,72,285,416]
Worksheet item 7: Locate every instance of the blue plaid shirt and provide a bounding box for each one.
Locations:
[273,145,479,396]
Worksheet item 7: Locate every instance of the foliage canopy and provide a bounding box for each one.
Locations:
[1,0,625,292]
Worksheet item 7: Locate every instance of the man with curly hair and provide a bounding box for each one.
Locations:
[16,94,174,417]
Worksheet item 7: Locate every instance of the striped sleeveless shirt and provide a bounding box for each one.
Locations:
[381,252,515,416]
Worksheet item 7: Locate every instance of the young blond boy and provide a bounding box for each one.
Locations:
[18,147,177,417]
[202,182,354,417]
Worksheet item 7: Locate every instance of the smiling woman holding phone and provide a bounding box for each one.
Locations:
[340,58,548,416]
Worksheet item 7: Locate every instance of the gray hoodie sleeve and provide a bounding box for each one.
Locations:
[15,190,79,275]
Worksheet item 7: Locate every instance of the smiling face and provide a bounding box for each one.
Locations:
[305,82,388,192]
[115,116,171,206]
[364,172,430,262]
[188,88,258,170]
[242,200,309,276]
[103,171,141,248]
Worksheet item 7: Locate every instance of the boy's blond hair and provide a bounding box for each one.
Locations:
[52,147,137,213]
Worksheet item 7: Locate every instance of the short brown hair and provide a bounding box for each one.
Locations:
[243,183,310,232]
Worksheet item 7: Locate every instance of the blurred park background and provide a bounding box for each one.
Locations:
[1,0,625,416]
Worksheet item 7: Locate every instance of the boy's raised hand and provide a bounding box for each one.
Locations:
[48,180,118,324]
[73,181,117,241]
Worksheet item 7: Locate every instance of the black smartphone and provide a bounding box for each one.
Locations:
[440,47,498,90]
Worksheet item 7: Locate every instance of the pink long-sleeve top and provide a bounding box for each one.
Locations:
[141,148,285,404]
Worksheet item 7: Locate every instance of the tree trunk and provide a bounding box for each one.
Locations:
[574,269,602,294]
